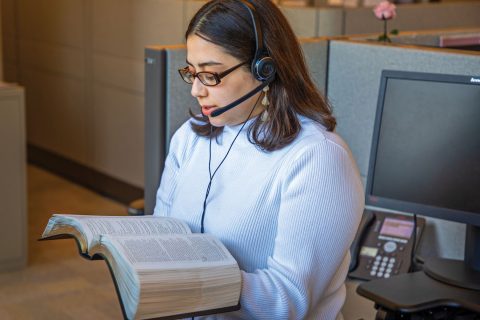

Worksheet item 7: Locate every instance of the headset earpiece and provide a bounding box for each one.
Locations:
[241,0,276,82]
[253,56,276,81]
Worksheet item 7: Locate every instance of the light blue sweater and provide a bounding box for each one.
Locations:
[154,115,364,319]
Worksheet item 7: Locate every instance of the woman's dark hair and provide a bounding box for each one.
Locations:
[186,0,336,151]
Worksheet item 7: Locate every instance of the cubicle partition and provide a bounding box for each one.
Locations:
[144,39,329,214]
[350,27,480,48]
[144,45,192,215]
[343,2,480,35]
[327,39,480,259]
[327,40,480,183]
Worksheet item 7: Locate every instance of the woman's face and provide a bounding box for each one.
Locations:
[186,34,263,127]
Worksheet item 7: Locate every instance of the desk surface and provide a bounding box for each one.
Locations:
[357,271,480,314]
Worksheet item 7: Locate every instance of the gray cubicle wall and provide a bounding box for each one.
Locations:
[144,39,329,214]
[327,40,480,259]
[328,40,480,182]
[348,28,480,48]
[343,2,480,35]
[144,45,194,214]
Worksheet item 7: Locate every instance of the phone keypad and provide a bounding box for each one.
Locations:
[367,255,399,278]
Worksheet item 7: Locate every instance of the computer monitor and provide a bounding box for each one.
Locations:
[365,70,480,291]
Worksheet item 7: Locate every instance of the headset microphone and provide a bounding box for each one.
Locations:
[210,79,272,117]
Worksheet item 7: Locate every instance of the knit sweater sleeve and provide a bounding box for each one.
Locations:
[236,140,364,319]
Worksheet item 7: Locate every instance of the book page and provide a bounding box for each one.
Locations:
[43,215,192,251]
[103,234,236,269]
[79,215,190,235]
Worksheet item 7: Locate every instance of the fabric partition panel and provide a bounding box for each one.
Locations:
[327,40,480,182]
[301,39,329,95]
[327,39,480,260]
[144,47,166,215]
[344,2,480,35]
[144,46,195,214]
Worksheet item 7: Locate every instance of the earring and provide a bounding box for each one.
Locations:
[261,85,270,107]
[261,85,269,122]
[261,109,268,122]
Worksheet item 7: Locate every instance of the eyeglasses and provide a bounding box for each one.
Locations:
[178,61,248,87]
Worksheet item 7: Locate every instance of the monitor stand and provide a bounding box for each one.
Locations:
[423,225,480,291]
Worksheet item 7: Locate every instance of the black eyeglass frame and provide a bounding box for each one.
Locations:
[178,61,248,86]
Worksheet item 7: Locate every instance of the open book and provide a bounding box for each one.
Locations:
[40,214,241,320]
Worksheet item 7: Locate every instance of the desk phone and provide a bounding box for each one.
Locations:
[348,210,425,281]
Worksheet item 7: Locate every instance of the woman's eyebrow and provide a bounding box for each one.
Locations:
[185,59,223,68]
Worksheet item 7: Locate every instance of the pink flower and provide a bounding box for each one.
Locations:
[373,1,397,20]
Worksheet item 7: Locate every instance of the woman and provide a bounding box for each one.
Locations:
[154,0,364,319]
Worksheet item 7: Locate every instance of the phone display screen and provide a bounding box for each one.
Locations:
[379,217,414,239]
[360,246,378,257]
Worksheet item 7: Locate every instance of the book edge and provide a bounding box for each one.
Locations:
[92,252,241,320]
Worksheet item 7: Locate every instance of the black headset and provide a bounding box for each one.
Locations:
[240,0,276,82]
[199,1,277,236]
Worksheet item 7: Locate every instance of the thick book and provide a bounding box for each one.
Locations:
[40,214,241,320]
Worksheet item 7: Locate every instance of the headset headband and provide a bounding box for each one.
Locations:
[239,0,276,82]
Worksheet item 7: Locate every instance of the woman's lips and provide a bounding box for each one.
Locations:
[201,105,216,116]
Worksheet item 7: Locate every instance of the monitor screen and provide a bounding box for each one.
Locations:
[366,70,480,227]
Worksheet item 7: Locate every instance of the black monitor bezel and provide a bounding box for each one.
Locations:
[365,70,480,227]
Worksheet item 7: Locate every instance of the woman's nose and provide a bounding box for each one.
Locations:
[191,77,207,98]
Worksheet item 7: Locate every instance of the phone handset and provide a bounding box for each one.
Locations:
[349,210,376,272]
